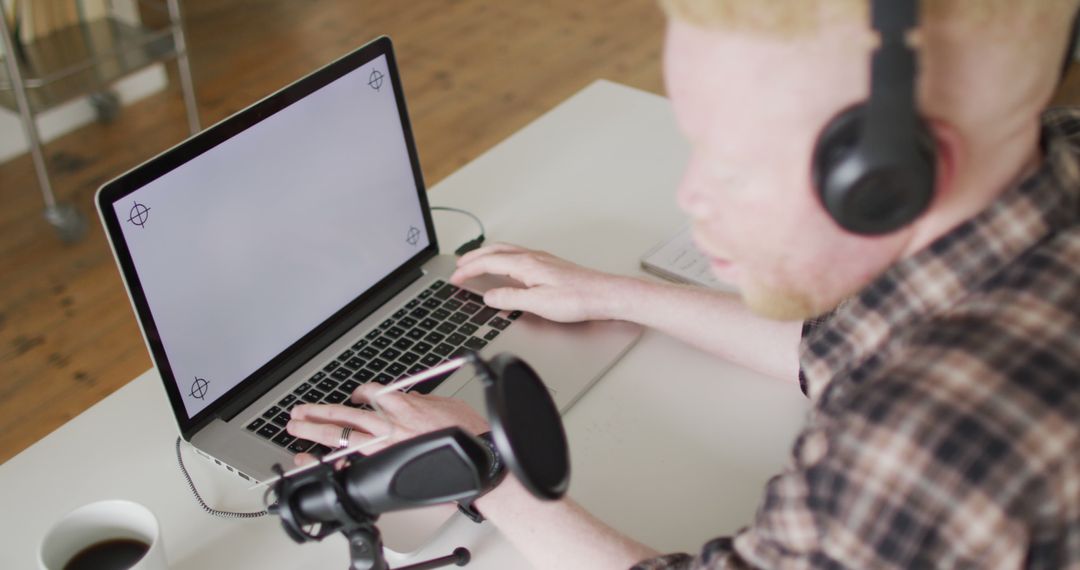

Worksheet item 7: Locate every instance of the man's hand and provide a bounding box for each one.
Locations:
[450,242,634,322]
[286,383,489,466]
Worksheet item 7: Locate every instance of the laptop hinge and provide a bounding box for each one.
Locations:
[214,266,426,424]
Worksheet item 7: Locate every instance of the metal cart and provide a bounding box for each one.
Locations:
[0,0,201,242]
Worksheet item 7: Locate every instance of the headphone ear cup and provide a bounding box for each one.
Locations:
[812,105,937,235]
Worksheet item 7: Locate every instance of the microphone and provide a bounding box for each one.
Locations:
[280,427,497,528]
[268,352,570,570]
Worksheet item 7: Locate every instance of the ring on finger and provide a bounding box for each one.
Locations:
[338,426,353,449]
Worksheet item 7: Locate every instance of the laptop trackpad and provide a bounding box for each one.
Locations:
[450,374,558,413]
[451,376,486,411]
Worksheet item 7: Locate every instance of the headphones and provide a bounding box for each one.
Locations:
[812,0,934,236]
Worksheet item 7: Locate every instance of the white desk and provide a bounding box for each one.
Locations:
[0,80,809,569]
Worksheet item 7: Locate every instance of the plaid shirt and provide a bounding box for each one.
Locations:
[634,108,1080,570]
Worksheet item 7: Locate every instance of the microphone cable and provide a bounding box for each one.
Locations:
[175,436,271,519]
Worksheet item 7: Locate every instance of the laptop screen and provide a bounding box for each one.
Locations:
[111,52,429,418]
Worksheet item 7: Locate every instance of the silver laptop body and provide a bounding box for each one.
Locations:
[96,36,640,553]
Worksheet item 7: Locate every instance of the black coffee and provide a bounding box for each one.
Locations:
[63,538,149,570]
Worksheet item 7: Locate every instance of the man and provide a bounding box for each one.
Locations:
[287,0,1080,567]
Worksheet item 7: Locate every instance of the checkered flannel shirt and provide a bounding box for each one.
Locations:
[634,108,1080,569]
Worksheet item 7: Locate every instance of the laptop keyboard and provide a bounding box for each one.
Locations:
[244,279,522,456]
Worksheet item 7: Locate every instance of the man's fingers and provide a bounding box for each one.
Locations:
[450,252,545,287]
[483,286,538,311]
[290,403,390,435]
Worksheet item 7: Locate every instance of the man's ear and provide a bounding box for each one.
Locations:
[927,118,963,202]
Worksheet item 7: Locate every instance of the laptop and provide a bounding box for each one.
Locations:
[95,36,641,553]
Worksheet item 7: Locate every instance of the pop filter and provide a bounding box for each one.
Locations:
[470,353,570,500]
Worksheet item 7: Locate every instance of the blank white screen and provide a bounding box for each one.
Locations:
[115,54,429,417]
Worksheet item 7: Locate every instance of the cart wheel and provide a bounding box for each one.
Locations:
[44,203,87,244]
[90,91,121,123]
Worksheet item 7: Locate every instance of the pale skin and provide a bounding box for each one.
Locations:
[288,6,1073,568]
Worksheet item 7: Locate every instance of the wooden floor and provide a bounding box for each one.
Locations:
[0,0,667,464]
[3,1,1080,465]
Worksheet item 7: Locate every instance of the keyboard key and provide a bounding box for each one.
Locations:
[433,343,455,357]
[257,424,280,439]
[419,318,439,330]
[437,322,457,335]
[443,299,463,311]
[422,298,441,309]
[373,337,392,349]
[339,379,360,393]
[293,383,311,395]
[393,338,414,351]
[353,368,375,382]
[380,347,402,361]
[387,362,407,376]
[464,291,485,303]
[288,439,314,453]
[399,316,418,329]
[465,337,489,351]
[460,302,481,315]
[405,299,420,309]
[454,290,472,301]
[246,418,265,431]
[450,347,470,359]
[508,310,523,320]
[393,308,408,319]
[406,328,426,340]
[366,329,381,340]
[380,319,394,329]
[359,346,379,359]
[419,290,433,299]
[351,339,369,350]
[458,323,479,336]
[367,358,388,372]
[470,307,499,325]
[302,389,325,403]
[331,368,351,381]
[410,307,430,319]
[430,279,447,291]
[407,364,426,375]
[337,349,355,361]
[413,341,434,354]
[272,412,291,427]
[433,283,458,300]
[485,329,501,341]
[424,332,445,344]
[311,444,333,457]
[448,312,469,325]
[278,394,296,408]
[489,317,512,330]
[420,354,442,367]
[323,391,348,404]
[262,406,281,419]
[447,332,468,346]
[433,308,452,320]
[399,352,419,365]
[311,371,326,381]
[385,327,406,339]
[345,357,367,370]
[272,432,295,448]
[317,379,339,392]
[323,360,341,372]
[374,373,394,384]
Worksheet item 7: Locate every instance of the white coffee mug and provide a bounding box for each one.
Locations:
[38,500,167,570]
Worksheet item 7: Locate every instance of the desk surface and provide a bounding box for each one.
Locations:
[0,80,809,569]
